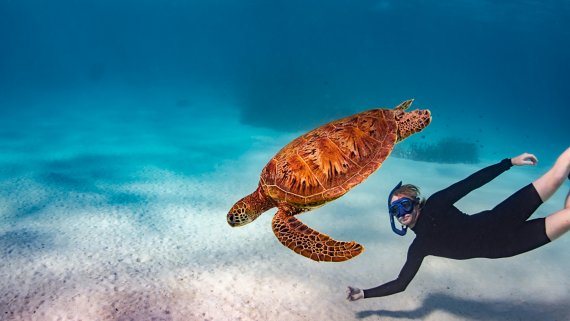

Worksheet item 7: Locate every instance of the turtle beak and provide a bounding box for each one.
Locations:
[227,213,237,227]
[227,212,251,227]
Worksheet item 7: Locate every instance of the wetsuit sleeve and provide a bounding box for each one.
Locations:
[430,158,513,205]
[362,240,425,298]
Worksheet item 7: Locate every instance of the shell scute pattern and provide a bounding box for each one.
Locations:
[264,109,398,204]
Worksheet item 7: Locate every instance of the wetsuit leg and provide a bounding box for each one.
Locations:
[489,218,550,258]
[472,184,543,229]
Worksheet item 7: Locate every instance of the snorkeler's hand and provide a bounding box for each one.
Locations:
[511,153,538,166]
[346,286,364,301]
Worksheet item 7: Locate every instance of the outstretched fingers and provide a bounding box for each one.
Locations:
[512,153,538,166]
[346,286,364,301]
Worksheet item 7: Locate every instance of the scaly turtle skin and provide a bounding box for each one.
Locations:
[227,100,432,262]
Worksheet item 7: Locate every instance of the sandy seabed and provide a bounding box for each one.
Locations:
[1,97,569,321]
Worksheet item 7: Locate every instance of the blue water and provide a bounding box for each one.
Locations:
[0,1,569,320]
[2,1,568,163]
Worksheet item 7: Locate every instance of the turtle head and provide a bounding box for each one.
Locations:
[227,185,275,227]
[393,100,431,142]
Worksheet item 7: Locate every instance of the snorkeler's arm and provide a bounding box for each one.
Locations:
[362,240,425,299]
[431,158,513,204]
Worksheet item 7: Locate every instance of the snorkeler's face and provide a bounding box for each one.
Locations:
[390,195,418,226]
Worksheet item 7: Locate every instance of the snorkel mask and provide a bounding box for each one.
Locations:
[387,181,417,236]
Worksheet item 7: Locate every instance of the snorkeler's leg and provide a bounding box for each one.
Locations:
[483,183,542,227]
[493,218,550,258]
[481,148,570,227]
[532,147,570,203]
[545,208,570,241]
[493,188,570,250]
[543,187,570,241]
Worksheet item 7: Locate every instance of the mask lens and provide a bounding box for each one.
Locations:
[389,205,399,215]
[389,198,415,217]
[401,199,413,211]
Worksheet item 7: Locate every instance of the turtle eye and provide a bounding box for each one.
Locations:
[394,110,404,121]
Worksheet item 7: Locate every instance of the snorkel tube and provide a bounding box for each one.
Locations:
[388,181,408,236]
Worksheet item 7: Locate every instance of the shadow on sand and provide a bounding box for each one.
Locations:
[0,229,55,257]
[356,292,570,321]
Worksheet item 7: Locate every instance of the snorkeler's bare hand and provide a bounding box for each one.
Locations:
[346,286,364,301]
[511,153,538,166]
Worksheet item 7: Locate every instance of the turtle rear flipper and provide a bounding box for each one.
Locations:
[272,208,364,262]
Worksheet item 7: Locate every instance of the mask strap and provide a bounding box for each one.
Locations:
[388,181,407,236]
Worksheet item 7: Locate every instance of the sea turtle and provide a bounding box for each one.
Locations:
[227,99,432,262]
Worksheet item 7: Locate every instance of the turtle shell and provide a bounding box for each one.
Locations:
[260,108,398,207]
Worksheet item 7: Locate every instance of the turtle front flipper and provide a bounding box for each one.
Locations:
[271,208,364,262]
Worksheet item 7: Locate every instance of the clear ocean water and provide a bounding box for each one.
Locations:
[0,1,569,320]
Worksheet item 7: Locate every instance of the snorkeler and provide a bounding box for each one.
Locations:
[346,147,570,301]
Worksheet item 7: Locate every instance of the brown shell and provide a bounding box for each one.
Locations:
[260,108,397,207]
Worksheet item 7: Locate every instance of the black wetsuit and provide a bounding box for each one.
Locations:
[364,158,550,298]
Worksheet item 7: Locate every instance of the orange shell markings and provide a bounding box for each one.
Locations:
[260,108,398,205]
